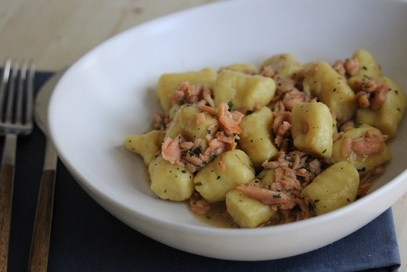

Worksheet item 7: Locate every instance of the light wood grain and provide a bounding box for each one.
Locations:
[0,0,219,71]
[0,163,14,272]
[0,0,406,270]
[27,169,55,272]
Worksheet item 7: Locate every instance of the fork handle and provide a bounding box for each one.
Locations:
[0,134,17,272]
[27,169,55,272]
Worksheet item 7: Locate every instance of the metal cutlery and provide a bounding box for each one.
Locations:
[0,58,35,272]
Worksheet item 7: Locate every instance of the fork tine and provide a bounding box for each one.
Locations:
[0,59,11,121]
[0,58,11,89]
[1,58,11,79]
[4,60,19,124]
[15,60,27,124]
[25,60,35,127]
[14,59,34,127]
[5,61,18,123]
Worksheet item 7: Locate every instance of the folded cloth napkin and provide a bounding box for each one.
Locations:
[4,71,401,272]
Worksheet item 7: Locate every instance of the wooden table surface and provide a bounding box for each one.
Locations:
[1,0,406,270]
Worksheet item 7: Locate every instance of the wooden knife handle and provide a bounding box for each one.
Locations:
[27,169,56,272]
[0,163,15,272]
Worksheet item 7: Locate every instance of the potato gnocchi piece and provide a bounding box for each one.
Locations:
[194,149,255,203]
[348,49,382,90]
[165,104,219,151]
[218,63,260,75]
[291,101,334,158]
[124,130,165,166]
[332,124,391,176]
[167,104,182,121]
[301,161,359,215]
[303,61,357,121]
[256,168,276,189]
[155,68,217,111]
[226,189,276,228]
[213,70,276,110]
[239,107,278,169]
[260,53,303,78]
[148,155,194,201]
[356,77,407,138]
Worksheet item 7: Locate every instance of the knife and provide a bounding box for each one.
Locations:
[27,70,65,272]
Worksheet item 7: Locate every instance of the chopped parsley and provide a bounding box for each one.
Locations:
[357,166,366,172]
[193,146,202,155]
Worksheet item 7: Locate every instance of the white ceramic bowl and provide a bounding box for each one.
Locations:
[48,0,407,260]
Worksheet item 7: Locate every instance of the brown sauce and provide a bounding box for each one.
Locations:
[192,202,239,228]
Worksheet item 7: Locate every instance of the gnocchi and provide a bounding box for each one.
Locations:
[213,70,276,110]
[124,49,406,228]
[239,106,278,169]
[300,161,359,215]
[291,101,334,158]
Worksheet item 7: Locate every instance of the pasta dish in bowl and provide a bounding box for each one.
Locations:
[48,0,407,260]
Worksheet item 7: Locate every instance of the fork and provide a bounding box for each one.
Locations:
[0,58,35,272]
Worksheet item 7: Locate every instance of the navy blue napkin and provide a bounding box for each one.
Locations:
[4,71,401,272]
